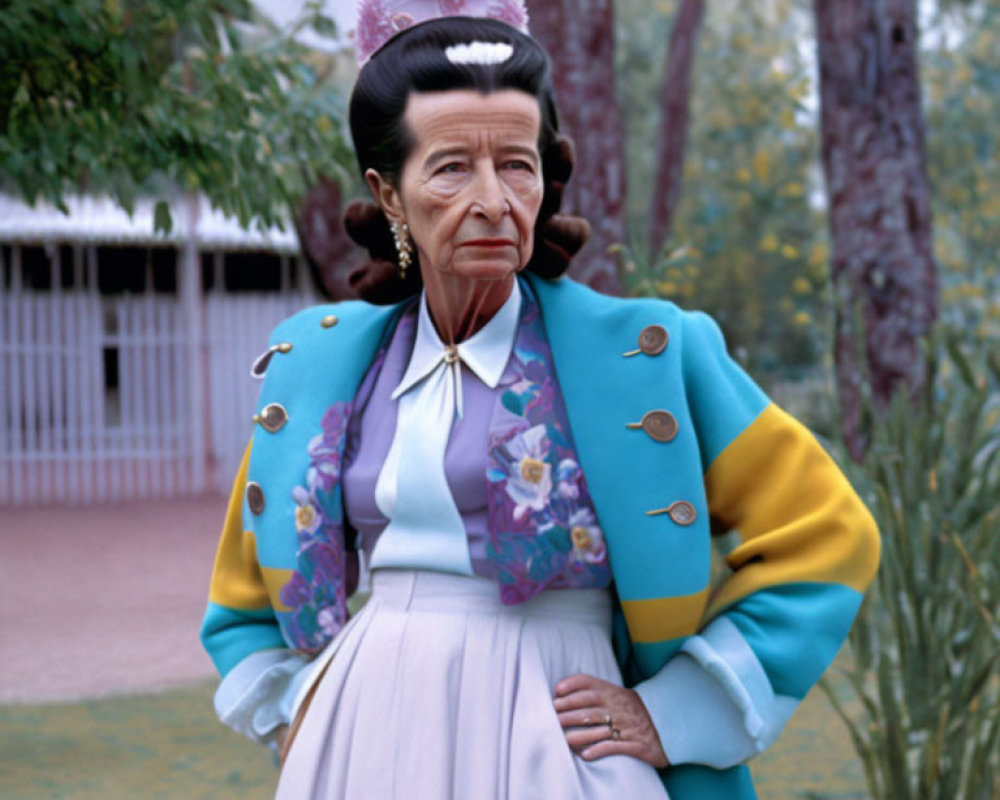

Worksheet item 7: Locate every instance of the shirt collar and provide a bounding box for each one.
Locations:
[392,278,522,400]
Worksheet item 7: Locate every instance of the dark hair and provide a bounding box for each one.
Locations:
[349,16,559,185]
[331,16,587,301]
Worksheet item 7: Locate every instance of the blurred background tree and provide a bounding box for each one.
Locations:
[527,0,628,295]
[814,0,938,460]
[0,0,355,234]
[822,5,1000,792]
[646,0,704,261]
[617,0,827,381]
[923,1,1000,346]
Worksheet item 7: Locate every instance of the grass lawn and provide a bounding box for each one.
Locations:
[1,677,866,799]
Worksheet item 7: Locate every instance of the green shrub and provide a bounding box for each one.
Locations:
[821,329,1000,799]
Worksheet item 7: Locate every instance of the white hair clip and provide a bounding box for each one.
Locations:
[445,41,515,66]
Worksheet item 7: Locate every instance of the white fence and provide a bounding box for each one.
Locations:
[0,290,197,505]
[1,249,318,507]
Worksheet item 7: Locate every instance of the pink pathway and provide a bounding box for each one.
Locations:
[0,496,228,703]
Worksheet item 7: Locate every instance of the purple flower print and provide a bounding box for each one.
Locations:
[555,458,582,499]
[279,537,347,652]
[305,403,350,493]
[280,401,352,651]
[484,282,612,604]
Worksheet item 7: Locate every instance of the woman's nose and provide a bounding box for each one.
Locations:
[471,166,509,222]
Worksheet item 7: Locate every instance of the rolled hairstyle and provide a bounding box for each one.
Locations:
[341,16,588,301]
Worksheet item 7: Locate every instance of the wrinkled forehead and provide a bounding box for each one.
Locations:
[403,89,542,154]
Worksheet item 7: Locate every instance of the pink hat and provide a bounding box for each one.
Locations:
[355,0,530,66]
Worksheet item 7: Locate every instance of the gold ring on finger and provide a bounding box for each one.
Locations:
[610,725,621,741]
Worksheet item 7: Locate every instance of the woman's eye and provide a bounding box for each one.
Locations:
[436,162,466,175]
[503,160,533,172]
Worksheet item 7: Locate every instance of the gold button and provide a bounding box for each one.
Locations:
[623,324,669,357]
[246,482,266,515]
[639,324,669,355]
[253,402,288,433]
[626,410,678,443]
[320,314,339,329]
[646,500,698,526]
[668,501,697,525]
[250,343,293,378]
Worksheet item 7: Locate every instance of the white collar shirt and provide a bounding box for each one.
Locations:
[370,279,522,574]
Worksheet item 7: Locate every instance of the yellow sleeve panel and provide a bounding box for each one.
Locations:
[207,441,272,612]
[704,403,880,619]
[621,587,710,643]
[261,566,294,613]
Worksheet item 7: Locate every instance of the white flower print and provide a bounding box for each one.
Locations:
[504,424,553,519]
[569,508,606,564]
[292,485,322,535]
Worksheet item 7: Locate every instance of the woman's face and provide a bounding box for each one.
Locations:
[367,89,544,284]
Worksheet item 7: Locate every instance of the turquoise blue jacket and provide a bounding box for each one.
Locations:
[202,273,879,798]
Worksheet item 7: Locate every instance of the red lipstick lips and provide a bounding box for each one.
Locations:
[462,238,515,247]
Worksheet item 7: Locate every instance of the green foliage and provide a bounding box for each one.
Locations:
[613,4,1000,792]
[617,0,999,382]
[0,0,355,233]
[616,0,828,377]
[923,1,1000,345]
[821,329,1000,800]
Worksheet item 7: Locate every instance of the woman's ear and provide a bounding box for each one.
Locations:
[364,168,404,223]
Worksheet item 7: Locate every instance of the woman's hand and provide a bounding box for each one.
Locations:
[553,673,670,769]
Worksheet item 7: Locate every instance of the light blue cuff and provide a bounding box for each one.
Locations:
[213,648,314,745]
[633,616,799,768]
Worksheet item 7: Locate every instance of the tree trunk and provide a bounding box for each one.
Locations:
[814,0,937,461]
[647,0,704,257]
[527,0,626,295]
[295,177,365,301]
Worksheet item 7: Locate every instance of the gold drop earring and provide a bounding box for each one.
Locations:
[392,221,413,280]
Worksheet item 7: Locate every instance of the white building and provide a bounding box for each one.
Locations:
[0,193,321,507]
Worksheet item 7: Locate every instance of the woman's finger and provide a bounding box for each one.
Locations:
[556,707,611,729]
[552,688,603,712]
[553,673,602,696]
[552,673,670,768]
[580,739,650,762]
[565,723,619,752]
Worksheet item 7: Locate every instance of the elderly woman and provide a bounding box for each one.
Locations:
[201,7,879,800]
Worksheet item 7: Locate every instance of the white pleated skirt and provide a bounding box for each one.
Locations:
[276,569,670,800]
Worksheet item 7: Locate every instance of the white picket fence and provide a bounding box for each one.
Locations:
[1,290,193,505]
[1,258,318,506]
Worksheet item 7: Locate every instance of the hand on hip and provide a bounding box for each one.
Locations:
[553,673,670,769]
